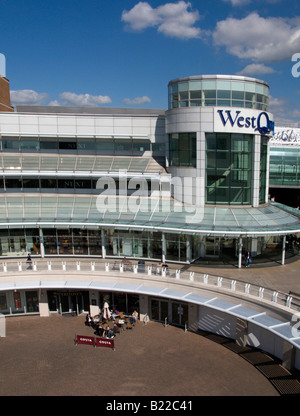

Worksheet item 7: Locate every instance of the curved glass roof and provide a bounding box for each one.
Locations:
[0,154,164,173]
[0,194,299,237]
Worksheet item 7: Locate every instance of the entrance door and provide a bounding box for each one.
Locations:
[150,299,168,322]
[151,298,188,327]
[171,302,188,326]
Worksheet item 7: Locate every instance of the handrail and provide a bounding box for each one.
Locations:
[1,259,299,312]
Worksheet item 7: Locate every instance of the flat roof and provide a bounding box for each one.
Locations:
[15,105,166,116]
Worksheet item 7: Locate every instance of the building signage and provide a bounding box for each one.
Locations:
[214,109,274,135]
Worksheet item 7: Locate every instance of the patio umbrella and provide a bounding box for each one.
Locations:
[103,302,111,320]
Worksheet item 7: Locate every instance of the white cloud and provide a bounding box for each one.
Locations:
[122,1,201,39]
[10,89,48,105]
[213,13,300,63]
[268,95,300,127]
[222,0,251,6]
[59,92,112,107]
[123,96,151,105]
[48,100,61,106]
[236,63,277,76]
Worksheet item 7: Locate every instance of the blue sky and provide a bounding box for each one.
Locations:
[1,0,300,126]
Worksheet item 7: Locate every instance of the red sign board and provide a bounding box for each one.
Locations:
[95,337,115,349]
[75,335,115,350]
[76,335,95,346]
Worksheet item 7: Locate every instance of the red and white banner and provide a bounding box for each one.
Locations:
[95,337,114,349]
[76,334,95,346]
[75,335,115,349]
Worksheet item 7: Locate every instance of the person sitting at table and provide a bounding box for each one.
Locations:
[111,307,119,320]
[106,328,114,339]
[85,313,93,327]
[130,309,138,324]
[112,323,120,335]
[95,323,104,337]
[112,307,119,315]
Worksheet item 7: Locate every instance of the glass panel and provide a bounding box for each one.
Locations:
[217,99,230,107]
[178,82,188,92]
[40,139,58,150]
[2,139,20,150]
[190,90,201,99]
[59,141,77,150]
[23,178,39,188]
[232,91,244,100]
[76,157,95,170]
[21,156,40,170]
[132,141,151,152]
[77,140,95,151]
[3,155,21,169]
[40,156,58,170]
[216,80,231,90]
[231,81,245,91]
[217,90,231,99]
[26,291,39,312]
[189,81,202,90]
[41,178,57,188]
[20,140,40,151]
[203,90,216,99]
[244,82,256,92]
[202,80,216,89]
[232,100,244,107]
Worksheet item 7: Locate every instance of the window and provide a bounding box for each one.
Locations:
[169,133,196,167]
[59,141,77,150]
[206,133,252,205]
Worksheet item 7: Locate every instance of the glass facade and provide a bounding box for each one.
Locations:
[269,147,300,186]
[0,136,154,155]
[169,133,196,167]
[206,133,252,205]
[168,77,269,110]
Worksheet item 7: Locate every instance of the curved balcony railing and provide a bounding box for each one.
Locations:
[1,258,299,313]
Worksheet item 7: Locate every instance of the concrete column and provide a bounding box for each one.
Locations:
[139,294,149,322]
[89,290,100,316]
[39,228,45,258]
[238,237,243,269]
[101,229,106,259]
[162,233,166,262]
[186,234,191,263]
[282,235,286,265]
[39,290,50,317]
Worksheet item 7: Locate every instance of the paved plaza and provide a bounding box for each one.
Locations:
[0,314,280,397]
[0,253,300,398]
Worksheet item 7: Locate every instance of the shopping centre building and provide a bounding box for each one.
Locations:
[0,71,300,372]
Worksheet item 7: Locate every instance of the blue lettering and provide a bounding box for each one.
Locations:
[217,110,241,127]
[217,109,274,135]
[237,116,244,127]
[255,112,274,135]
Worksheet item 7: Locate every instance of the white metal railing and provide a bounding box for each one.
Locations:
[1,259,299,312]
